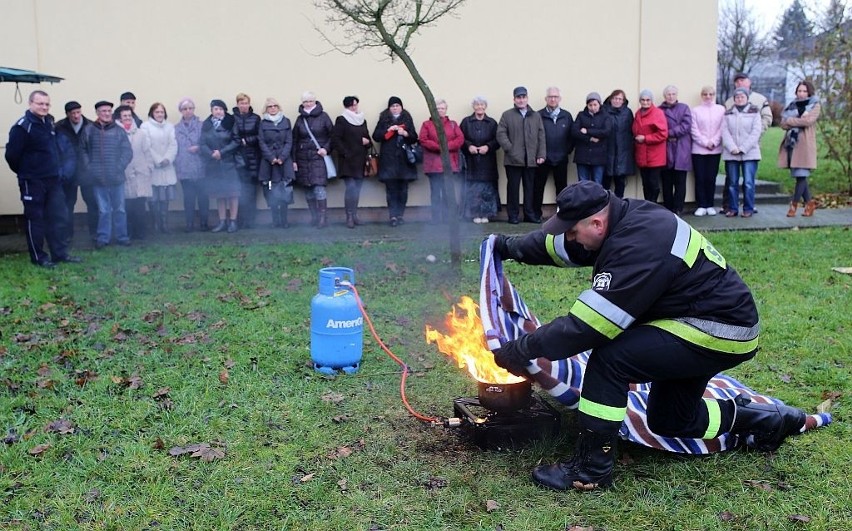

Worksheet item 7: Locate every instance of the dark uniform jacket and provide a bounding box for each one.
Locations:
[5,110,60,179]
[56,116,91,183]
[501,196,759,360]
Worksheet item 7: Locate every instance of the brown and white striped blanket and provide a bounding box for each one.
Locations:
[479,235,831,454]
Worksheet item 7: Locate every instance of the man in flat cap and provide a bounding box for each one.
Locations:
[56,100,97,243]
[113,91,142,126]
[490,180,805,491]
[84,100,132,248]
[496,86,546,224]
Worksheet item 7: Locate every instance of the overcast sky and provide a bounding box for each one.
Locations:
[726,0,833,34]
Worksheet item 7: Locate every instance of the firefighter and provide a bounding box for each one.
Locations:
[491,180,806,491]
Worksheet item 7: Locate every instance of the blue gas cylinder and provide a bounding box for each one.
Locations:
[310,267,363,375]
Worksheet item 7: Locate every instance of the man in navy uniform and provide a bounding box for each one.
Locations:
[5,90,81,267]
[492,180,805,491]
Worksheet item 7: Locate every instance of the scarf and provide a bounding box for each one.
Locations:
[264,112,284,125]
[478,235,831,454]
[342,108,365,126]
[212,117,222,129]
[781,96,819,152]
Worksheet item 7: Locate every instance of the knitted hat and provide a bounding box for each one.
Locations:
[586,92,602,104]
[387,96,403,108]
[733,88,749,98]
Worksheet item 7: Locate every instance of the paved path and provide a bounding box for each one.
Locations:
[0,203,850,255]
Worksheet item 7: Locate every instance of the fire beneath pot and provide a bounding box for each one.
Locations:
[426,296,560,449]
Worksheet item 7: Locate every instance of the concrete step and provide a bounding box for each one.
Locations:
[715,173,790,204]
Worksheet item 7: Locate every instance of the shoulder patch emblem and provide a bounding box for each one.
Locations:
[592,272,612,291]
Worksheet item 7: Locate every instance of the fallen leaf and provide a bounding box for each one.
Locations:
[337,478,348,491]
[718,511,736,522]
[788,514,811,523]
[191,443,225,462]
[126,374,143,390]
[211,320,227,330]
[74,370,98,386]
[329,446,353,459]
[29,443,51,456]
[300,473,315,483]
[567,526,595,531]
[779,374,791,383]
[158,398,174,410]
[219,369,230,385]
[817,399,833,413]
[485,499,500,512]
[152,437,165,450]
[332,415,349,424]
[152,387,171,400]
[321,391,345,404]
[745,479,773,492]
[256,287,272,297]
[44,419,75,435]
[36,364,52,377]
[138,265,150,274]
[84,488,101,503]
[424,477,448,490]
[142,310,163,323]
[36,378,56,389]
[224,358,235,369]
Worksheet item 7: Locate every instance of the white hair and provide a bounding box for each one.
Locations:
[301,91,316,102]
[471,95,488,107]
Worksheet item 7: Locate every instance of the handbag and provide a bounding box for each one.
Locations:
[365,146,379,177]
[403,142,423,165]
[302,118,337,179]
[268,180,294,205]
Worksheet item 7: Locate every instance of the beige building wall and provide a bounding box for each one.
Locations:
[0,0,718,216]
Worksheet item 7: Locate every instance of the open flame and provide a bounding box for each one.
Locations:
[425,296,524,385]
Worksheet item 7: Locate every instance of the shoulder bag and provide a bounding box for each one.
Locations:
[302,118,337,179]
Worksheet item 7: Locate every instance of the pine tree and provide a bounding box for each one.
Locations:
[774,0,814,53]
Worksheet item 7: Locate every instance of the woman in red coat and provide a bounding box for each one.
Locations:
[632,89,668,202]
[419,99,465,223]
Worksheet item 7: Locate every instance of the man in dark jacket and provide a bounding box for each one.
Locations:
[112,91,143,127]
[535,86,573,221]
[56,100,97,243]
[496,86,546,224]
[84,100,132,248]
[491,181,805,491]
[4,90,80,267]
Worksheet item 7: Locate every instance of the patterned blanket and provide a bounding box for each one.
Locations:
[479,235,832,454]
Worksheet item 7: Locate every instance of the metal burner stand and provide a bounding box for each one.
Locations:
[452,393,561,450]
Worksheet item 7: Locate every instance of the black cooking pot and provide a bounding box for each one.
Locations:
[477,379,531,413]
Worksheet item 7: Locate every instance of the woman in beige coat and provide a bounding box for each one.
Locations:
[778,80,821,217]
[118,106,153,240]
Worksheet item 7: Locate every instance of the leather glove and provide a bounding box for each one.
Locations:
[492,336,533,377]
[492,234,510,258]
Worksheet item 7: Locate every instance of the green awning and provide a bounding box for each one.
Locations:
[0,67,63,84]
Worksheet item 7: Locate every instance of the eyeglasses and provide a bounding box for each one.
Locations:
[267,104,279,108]
[302,100,315,104]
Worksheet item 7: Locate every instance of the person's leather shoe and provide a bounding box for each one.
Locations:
[55,255,82,264]
[507,218,520,225]
[36,259,56,268]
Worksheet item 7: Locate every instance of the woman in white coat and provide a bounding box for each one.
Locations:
[141,102,178,232]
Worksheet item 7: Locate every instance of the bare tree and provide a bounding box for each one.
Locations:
[803,0,852,189]
[717,0,773,101]
[314,0,467,266]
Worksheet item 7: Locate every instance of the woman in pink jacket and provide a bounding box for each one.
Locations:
[632,89,668,202]
[690,86,725,216]
[419,99,465,223]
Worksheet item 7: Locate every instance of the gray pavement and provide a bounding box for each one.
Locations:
[1,202,850,256]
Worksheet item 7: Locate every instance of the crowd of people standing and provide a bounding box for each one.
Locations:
[5,74,822,267]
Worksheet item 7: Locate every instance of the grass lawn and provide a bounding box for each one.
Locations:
[1,229,850,530]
